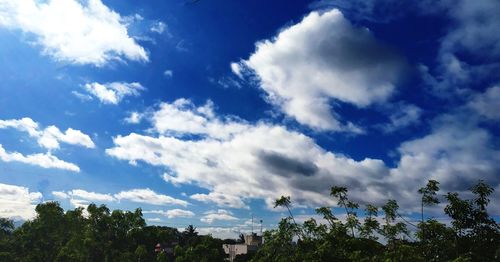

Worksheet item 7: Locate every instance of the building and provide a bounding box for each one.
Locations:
[223,233,262,262]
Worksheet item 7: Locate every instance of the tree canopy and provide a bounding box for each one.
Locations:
[0,179,498,261]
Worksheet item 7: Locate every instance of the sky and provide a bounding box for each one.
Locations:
[0,0,499,238]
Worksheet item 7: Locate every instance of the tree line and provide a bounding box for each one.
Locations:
[0,179,499,261]
[252,180,500,261]
[0,203,228,262]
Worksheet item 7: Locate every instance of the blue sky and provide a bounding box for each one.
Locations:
[0,0,499,238]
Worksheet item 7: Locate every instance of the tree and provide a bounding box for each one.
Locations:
[156,251,169,262]
[0,218,14,262]
[469,180,499,261]
[380,200,410,262]
[331,186,359,237]
[360,204,380,240]
[0,218,13,237]
[418,180,440,223]
[135,245,147,262]
[274,196,297,225]
[443,180,500,261]
[1,179,498,262]
[416,219,455,261]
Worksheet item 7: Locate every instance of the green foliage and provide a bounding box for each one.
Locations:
[360,204,380,240]
[330,186,359,238]
[156,251,169,262]
[0,202,213,262]
[253,180,499,262]
[174,235,225,262]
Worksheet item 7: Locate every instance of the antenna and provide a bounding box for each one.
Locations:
[260,220,263,235]
[251,213,254,234]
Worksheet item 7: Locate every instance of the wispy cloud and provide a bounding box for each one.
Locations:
[83,82,145,105]
[114,188,189,207]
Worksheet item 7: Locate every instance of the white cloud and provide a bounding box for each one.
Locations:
[144,209,195,219]
[239,9,405,131]
[147,217,162,223]
[0,183,42,220]
[0,144,80,172]
[165,209,195,218]
[163,70,173,78]
[52,191,69,199]
[419,1,500,96]
[150,99,247,139]
[151,21,166,34]
[106,98,500,214]
[392,120,500,189]
[196,226,250,239]
[106,99,387,209]
[125,112,143,124]
[72,91,93,101]
[0,117,95,150]
[0,0,148,66]
[68,189,115,202]
[114,188,189,207]
[380,103,423,132]
[69,198,90,209]
[200,209,238,224]
[0,117,88,171]
[468,86,500,121]
[38,126,95,150]
[191,192,248,209]
[440,1,500,60]
[83,82,145,105]
[230,62,243,79]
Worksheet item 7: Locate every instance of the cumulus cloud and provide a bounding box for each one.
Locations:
[468,86,500,121]
[150,99,247,139]
[0,117,95,150]
[124,112,143,124]
[53,187,188,209]
[106,98,500,215]
[0,117,89,171]
[53,189,115,202]
[386,119,500,212]
[0,0,148,66]
[417,1,500,96]
[114,188,189,207]
[200,209,239,224]
[195,226,252,240]
[440,1,500,60]
[51,191,69,199]
[106,99,389,209]
[83,82,145,105]
[70,199,91,209]
[0,144,80,172]
[190,192,248,209]
[238,9,405,131]
[144,209,195,219]
[0,183,42,220]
